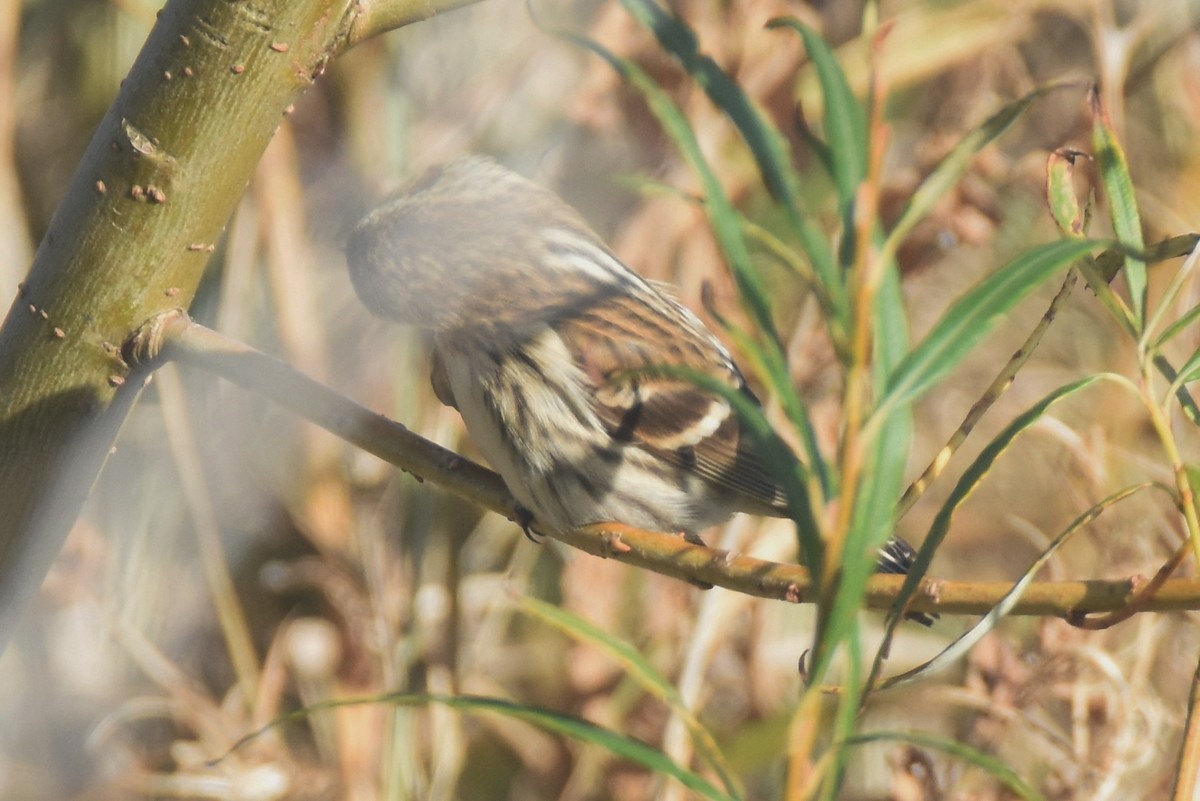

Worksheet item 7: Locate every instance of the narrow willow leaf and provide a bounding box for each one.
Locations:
[793,104,837,182]
[1045,147,1091,236]
[516,595,741,797]
[700,236,833,501]
[873,374,1131,678]
[1148,234,1200,263]
[846,731,1047,801]
[817,429,906,756]
[1091,89,1146,325]
[633,363,823,574]
[878,238,1102,417]
[769,17,868,278]
[822,267,913,662]
[896,271,1078,520]
[863,263,912,545]
[1136,234,1200,416]
[883,82,1076,262]
[1145,235,1200,350]
[824,623,864,799]
[1076,254,1136,335]
[741,218,819,289]
[421,696,736,800]
[1154,353,1200,427]
[1082,233,1200,285]
[1169,347,1200,397]
[881,482,1156,690]
[231,694,737,801]
[565,32,834,506]
[1157,304,1200,353]
[564,35,775,344]
[767,18,866,210]
[620,0,798,207]
[618,0,845,323]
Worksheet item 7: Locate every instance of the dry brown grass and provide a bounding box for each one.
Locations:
[2,1,1199,799]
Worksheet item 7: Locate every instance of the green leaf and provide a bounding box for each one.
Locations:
[1157,302,1200,352]
[1045,147,1091,237]
[1091,90,1147,326]
[820,265,912,671]
[633,363,824,575]
[560,31,775,344]
[618,0,845,326]
[1153,353,1200,427]
[872,373,1133,676]
[416,695,733,800]
[230,694,737,801]
[515,594,741,797]
[768,17,867,277]
[621,0,797,206]
[1076,248,1137,337]
[846,731,1047,801]
[824,623,864,798]
[1145,237,1200,352]
[565,31,835,508]
[881,482,1156,690]
[883,81,1075,264]
[878,238,1103,417]
[767,18,866,212]
[864,262,912,544]
[1170,346,1200,398]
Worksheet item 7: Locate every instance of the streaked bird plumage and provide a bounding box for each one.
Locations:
[348,156,782,535]
[347,156,930,622]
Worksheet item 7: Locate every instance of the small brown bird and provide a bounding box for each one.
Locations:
[346,156,924,596]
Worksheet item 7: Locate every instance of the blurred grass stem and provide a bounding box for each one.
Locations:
[156,364,262,705]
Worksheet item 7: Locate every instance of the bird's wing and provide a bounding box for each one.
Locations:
[555,290,789,515]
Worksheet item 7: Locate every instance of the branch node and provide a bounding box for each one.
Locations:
[124,308,190,371]
[605,532,632,555]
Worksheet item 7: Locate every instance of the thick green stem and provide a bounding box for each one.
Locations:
[0,0,475,651]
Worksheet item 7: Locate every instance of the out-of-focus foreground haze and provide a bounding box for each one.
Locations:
[2,0,1200,798]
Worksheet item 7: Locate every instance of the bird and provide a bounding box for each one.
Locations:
[346,155,929,620]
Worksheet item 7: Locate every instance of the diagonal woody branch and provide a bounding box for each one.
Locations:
[0,0,478,651]
[126,309,1200,621]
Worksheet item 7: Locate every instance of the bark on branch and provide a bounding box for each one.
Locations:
[0,0,478,650]
[126,309,1200,622]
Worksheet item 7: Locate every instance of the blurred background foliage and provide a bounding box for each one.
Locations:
[2,0,1200,798]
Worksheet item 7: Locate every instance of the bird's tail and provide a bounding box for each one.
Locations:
[875,536,936,627]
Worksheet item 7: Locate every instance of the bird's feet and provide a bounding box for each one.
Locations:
[875,536,937,627]
[514,505,541,543]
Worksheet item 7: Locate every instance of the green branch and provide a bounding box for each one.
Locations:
[0,0,478,652]
[124,308,1200,623]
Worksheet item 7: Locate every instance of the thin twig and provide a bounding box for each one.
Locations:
[1069,540,1189,630]
[346,0,484,47]
[899,270,1078,516]
[124,309,1200,619]
[156,364,262,702]
[1174,651,1200,801]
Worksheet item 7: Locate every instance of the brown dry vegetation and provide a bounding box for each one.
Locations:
[2,0,1200,799]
